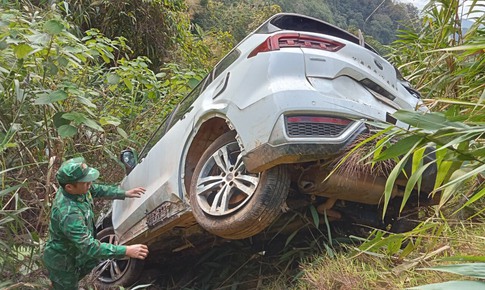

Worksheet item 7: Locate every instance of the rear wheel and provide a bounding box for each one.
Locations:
[190,131,290,239]
[93,227,144,288]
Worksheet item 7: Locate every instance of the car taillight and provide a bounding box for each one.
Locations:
[248,33,345,58]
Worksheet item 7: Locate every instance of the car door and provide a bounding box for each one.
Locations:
[112,84,206,242]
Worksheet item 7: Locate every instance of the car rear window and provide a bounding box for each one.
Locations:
[254,13,377,54]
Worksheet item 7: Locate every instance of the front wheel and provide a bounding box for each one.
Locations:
[93,227,144,288]
[190,131,290,239]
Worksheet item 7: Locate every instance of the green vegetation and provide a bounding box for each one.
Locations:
[1,0,484,289]
[190,0,282,45]
[389,0,485,101]
[0,1,214,287]
[192,0,419,45]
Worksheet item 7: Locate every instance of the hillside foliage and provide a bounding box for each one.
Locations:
[191,0,420,45]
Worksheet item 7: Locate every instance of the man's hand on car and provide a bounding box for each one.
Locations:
[125,187,146,198]
[125,244,149,260]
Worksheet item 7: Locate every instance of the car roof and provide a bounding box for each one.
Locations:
[253,13,378,54]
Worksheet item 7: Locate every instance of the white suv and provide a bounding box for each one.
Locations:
[94,13,436,287]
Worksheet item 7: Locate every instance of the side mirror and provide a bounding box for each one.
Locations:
[120,148,138,175]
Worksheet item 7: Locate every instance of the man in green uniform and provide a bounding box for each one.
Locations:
[43,157,149,289]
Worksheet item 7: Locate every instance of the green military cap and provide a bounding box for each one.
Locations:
[56,157,99,184]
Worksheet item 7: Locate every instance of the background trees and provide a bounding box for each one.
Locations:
[0,1,211,285]
[191,0,420,46]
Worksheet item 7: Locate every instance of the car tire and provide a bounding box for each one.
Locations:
[93,227,144,289]
[190,131,290,239]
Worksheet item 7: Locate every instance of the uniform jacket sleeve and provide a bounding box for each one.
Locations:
[90,183,126,199]
[60,210,126,259]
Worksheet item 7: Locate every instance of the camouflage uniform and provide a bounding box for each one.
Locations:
[43,158,127,290]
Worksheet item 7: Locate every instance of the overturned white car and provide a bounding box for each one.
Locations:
[94,13,437,287]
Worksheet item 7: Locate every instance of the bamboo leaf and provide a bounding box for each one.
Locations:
[412,147,426,174]
[434,150,454,189]
[0,216,15,226]
[100,116,121,126]
[77,96,97,108]
[421,263,485,279]
[309,205,319,228]
[131,284,153,290]
[442,256,485,262]
[393,111,466,131]
[285,228,300,247]
[123,78,133,90]
[0,142,17,153]
[437,163,485,192]
[479,89,485,104]
[0,184,23,197]
[371,134,393,164]
[469,147,485,158]
[399,239,415,259]
[116,127,128,139]
[440,169,471,209]
[409,281,485,290]
[383,151,413,217]
[400,163,433,212]
[454,186,485,213]
[433,44,485,52]
[375,135,423,161]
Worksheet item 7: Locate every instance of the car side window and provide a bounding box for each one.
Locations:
[201,49,241,92]
[138,109,176,159]
[201,71,213,92]
[138,76,209,160]
[137,49,240,160]
[167,76,206,129]
[213,49,241,80]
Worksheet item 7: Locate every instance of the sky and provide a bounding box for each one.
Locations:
[397,0,485,18]
[397,0,428,10]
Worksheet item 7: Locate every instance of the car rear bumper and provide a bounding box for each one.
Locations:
[243,121,367,172]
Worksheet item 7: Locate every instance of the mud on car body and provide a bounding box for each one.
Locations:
[93,13,437,287]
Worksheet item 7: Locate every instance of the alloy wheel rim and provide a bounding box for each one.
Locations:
[94,232,131,283]
[195,141,260,216]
